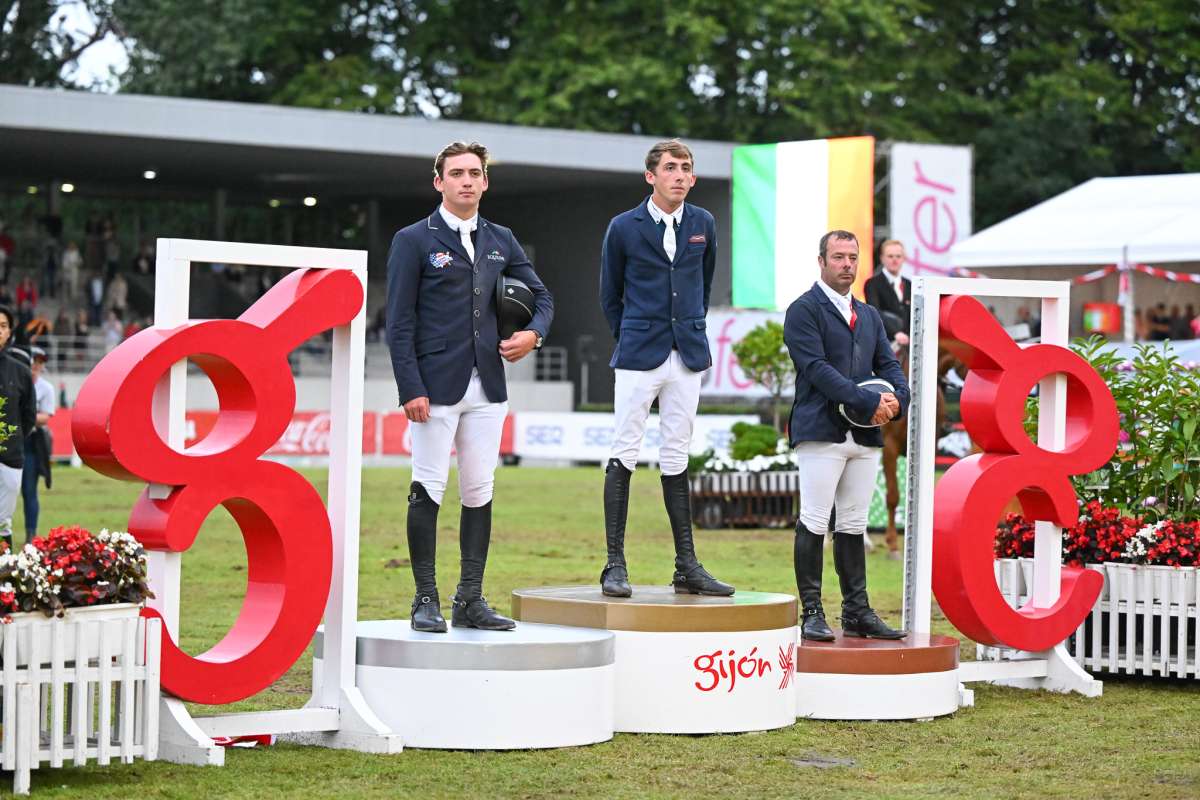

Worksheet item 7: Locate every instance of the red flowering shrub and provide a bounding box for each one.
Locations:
[0,526,153,619]
[995,501,1198,567]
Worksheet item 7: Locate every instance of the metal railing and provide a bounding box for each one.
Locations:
[32,334,569,382]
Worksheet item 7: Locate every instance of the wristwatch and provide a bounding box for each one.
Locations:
[533,334,544,350]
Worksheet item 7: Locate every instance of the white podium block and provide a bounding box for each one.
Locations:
[313,621,615,750]
[795,631,960,720]
[513,586,798,734]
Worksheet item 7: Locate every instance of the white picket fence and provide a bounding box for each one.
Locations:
[978,558,1200,679]
[0,604,162,795]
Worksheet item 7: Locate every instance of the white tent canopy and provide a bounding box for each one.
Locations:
[951,173,1200,268]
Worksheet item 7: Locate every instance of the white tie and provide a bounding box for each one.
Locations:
[458,220,476,263]
[663,216,677,262]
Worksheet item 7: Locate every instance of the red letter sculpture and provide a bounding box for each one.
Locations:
[933,295,1117,652]
[72,268,363,704]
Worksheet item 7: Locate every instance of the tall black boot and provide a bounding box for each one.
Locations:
[601,458,633,597]
[832,531,905,639]
[795,521,834,641]
[661,471,734,596]
[451,502,516,631]
[407,482,446,633]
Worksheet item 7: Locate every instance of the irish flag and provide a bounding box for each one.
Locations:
[731,136,875,310]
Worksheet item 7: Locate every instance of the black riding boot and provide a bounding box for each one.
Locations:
[795,521,834,641]
[661,471,734,596]
[833,531,905,639]
[407,482,446,633]
[451,502,516,631]
[600,458,633,597]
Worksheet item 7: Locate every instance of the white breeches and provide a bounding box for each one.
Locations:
[610,351,701,476]
[410,371,508,507]
[795,433,882,536]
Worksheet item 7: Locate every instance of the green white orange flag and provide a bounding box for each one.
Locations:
[731,136,875,310]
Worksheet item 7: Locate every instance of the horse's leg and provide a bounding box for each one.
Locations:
[883,424,902,558]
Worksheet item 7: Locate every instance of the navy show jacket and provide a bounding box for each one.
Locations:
[385,208,553,406]
[783,282,910,448]
[599,198,717,372]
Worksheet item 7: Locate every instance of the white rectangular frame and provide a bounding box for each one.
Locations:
[150,239,401,764]
[902,277,1100,700]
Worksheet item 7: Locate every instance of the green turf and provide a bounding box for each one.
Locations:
[11,466,1199,799]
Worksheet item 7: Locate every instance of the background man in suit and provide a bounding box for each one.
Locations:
[864,239,912,346]
[386,141,553,633]
[784,230,909,642]
[597,139,734,599]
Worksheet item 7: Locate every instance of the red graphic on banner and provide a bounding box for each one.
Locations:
[933,295,1118,651]
[777,643,795,690]
[71,268,363,704]
[692,647,772,693]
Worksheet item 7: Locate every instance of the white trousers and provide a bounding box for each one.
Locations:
[611,351,701,476]
[410,371,508,507]
[0,464,20,538]
[795,433,882,536]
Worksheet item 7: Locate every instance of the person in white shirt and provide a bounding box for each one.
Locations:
[864,239,912,347]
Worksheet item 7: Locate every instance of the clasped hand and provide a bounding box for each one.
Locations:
[869,392,900,426]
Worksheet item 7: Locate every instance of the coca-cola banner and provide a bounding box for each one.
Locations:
[183,411,379,456]
[888,143,973,277]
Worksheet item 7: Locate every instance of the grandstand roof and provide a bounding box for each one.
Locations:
[0,85,736,198]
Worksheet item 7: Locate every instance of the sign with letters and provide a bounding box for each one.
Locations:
[889,143,973,277]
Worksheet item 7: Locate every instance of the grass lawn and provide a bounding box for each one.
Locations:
[11,465,1199,799]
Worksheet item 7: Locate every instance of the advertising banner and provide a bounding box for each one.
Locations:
[512,412,756,463]
[888,143,973,277]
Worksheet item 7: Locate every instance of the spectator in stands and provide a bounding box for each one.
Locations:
[0,221,12,283]
[1016,305,1041,339]
[60,241,83,303]
[87,270,104,325]
[73,308,91,369]
[15,275,37,311]
[102,217,121,281]
[53,308,73,369]
[132,240,154,275]
[102,309,123,352]
[105,272,129,316]
[122,315,143,340]
[0,283,12,309]
[1188,305,1199,339]
[1149,303,1172,340]
[1169,305,1191,340]
[84,214,103,272]
[20,346,55,544]
[1134,308,1150,340]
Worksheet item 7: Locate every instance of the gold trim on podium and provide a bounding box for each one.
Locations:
[512,586,797,632]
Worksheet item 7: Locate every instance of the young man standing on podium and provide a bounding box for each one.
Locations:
[597,139,734,599]
[784,230,909,641]
[386,141,553,633]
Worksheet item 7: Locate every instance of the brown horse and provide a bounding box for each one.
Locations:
[880,345,958,557]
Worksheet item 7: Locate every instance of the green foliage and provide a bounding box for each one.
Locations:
[28,0,1185,229]
[728,421,784,461]
[730,320,793,430]
[0,0,120,87]
[1028,337,1200,521]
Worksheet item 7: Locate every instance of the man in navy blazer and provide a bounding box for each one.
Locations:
[784,230,908,642]
[596,139,733,599]
[386,141,553,633]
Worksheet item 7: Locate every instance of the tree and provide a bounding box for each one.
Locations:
[730,320,793,431]
[0,0,120,87]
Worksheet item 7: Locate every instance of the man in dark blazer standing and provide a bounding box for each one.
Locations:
[863,239,912,346]
[597,139,733,599]
[386,141,553,633]
[784,230,908,641]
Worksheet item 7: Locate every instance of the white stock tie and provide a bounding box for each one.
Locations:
[457,220,476,263]
[663,217,677,262]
